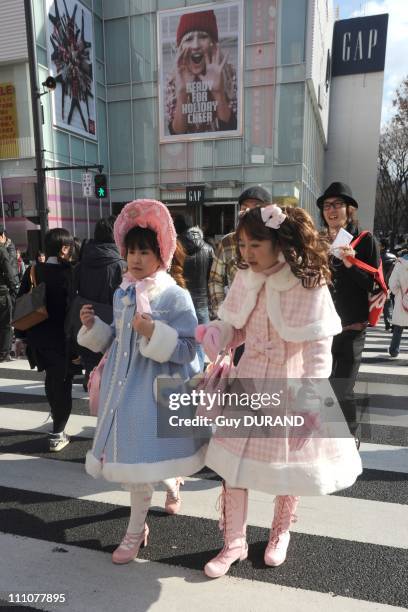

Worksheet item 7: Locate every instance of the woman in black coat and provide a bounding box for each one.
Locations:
[317,182,380,449]
[18,228,75,452]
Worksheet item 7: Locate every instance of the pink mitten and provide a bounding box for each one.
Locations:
[195,324,222,362]
[289,412,321,452]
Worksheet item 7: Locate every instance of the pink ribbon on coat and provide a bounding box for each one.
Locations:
[246,336,277,359]
[121,272,154,314]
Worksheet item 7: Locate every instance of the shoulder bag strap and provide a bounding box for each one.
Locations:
[350,230,370,250]
[29,265,37,288]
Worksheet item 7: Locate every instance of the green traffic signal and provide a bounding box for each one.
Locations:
[94,174,107,199]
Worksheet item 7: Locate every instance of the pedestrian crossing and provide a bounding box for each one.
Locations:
[0,324,407,612]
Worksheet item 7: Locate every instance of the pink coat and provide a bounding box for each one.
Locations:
[204,264,363,496]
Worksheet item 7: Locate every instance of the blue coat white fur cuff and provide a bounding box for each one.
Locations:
[139,319,179,363]
[77,316,113,354]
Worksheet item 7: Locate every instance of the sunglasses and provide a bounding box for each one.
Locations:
[322,200,346,211]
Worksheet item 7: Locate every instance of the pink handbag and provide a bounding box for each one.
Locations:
[195,349,235,419]
[88,349,110,416]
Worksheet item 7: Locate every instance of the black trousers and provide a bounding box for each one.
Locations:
[36,347,73,434]
[233,343,245,366]
[0,290,13,358]
[330,329,366,436]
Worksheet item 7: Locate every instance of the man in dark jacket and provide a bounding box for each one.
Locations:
[74,216,126,377]
[317,182,380,448]
[174,214,214,368]
[0,226,19,361]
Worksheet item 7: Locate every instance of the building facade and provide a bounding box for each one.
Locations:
[1,0,337,250]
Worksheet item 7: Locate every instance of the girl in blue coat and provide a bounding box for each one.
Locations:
[78,199,206,564]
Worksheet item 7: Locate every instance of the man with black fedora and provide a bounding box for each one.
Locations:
[318,182,380,448]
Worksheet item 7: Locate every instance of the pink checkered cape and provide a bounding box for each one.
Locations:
[204,265,363,496]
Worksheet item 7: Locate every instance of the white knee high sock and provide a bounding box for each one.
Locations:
[127,484,154,534]
[163,478,177,494]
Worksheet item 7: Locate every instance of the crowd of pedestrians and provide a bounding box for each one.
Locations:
[0,179,406,576]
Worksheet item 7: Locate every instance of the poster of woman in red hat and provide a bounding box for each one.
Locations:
[158,1,243,142]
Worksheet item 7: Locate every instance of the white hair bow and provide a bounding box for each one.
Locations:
[260,204,286,229]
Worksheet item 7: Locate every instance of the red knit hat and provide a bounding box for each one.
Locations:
[176,10,218,47]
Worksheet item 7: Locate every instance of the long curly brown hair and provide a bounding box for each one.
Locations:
[170,240,186,288]
[236,206,331,288]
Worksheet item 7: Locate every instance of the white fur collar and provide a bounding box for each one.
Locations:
[218,265,299,329]
[147,270,176,300]
[244,264,300,292]
[218,266,341,341]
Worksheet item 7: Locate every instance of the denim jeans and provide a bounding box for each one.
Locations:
[389,325,404,356]
[383,298,393,328]
[195,305,210,370]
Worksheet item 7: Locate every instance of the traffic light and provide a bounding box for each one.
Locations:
[94,174,107,199]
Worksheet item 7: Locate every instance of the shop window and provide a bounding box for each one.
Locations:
[131,14,157,82]
[97,99,109,170]
[108,101,132,172]
[245,0,277,44]
[132,98,158,172]
[275,82,304,164]
[279,0,307,65]
[244,85,274,164]
[94,16,104,62]
[105,19,130,85]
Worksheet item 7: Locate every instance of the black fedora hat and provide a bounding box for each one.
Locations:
[317,182,358,209]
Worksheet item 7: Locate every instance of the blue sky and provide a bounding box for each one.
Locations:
[337,0,408,123]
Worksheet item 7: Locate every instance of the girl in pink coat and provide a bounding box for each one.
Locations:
[196,204,362,578]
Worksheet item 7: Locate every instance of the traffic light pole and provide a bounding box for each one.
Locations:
[25,0,48,248]
[39,165,104,173]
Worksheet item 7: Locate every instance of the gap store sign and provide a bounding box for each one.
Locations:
[332,14,388,77]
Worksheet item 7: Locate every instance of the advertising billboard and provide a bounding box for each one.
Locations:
[46,0,97,140]
[0,82,19,159]
[158,1,243,142]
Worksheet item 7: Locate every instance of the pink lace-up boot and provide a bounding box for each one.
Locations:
[264,495,299,567]
[204,484,248,579]
[112,487,152,564]
[165,477,184,515]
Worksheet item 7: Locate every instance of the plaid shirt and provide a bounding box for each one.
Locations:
[208,232,239,317]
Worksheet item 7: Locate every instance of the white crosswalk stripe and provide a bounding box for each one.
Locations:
[0,322,407,612]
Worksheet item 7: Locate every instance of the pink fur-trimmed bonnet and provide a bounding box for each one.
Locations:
[113,199,177,269]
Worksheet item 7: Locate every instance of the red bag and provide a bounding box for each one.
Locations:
[348,231,387,327]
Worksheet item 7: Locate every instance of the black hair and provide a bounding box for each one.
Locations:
[124,226,161,261]
[44,228,74,258]
[173,214,193,234]
[380,238,388,250]
[94,216,116,243]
